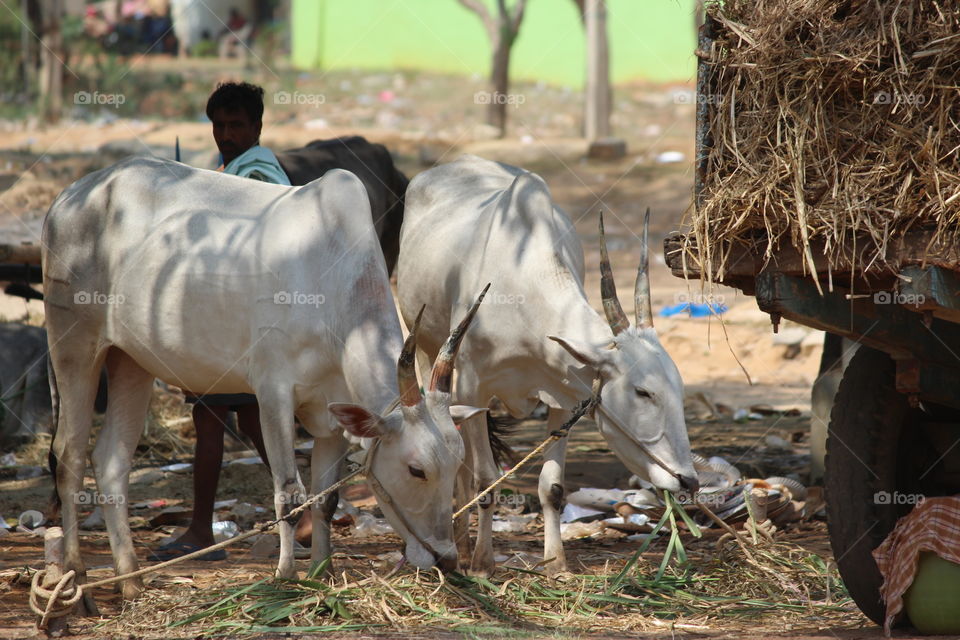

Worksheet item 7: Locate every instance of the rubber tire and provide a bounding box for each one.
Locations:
[825,346,910,625]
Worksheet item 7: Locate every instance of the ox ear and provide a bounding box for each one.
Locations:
[450,405,487,423]
[328,403,392,438]
[548,335,615,374]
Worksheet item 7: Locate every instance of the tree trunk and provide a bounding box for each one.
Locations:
[584,0,610,140]
[489,35,511,136]
[38,0,63,122]
[457,0,526,138]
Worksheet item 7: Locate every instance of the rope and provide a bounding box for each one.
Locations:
[30,569,82,629]
[29,467,363,616]
[32,381,601,618]
[452,376,602,519]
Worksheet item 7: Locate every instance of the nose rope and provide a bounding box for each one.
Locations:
[570,373,689,488]
[594,402,688,486]
[363,438,447,563]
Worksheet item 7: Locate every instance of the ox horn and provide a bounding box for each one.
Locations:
[634,208,654,329]
[398,305,425,407]
[428,283,490,395]
[599,211,630,336]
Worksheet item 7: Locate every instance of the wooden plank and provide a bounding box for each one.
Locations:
[664,229,960,294]
[0,243,41,265]
[899,266,960,324]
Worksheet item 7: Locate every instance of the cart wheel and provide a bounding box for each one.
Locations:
[825,346,938,625]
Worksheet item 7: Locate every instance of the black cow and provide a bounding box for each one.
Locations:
[277,136,408,274]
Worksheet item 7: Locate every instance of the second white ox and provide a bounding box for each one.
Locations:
[397,155,698,575]
[42,157,482,603]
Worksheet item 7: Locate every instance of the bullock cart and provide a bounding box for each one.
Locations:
[665,3,960,625]
[0,242,42,298]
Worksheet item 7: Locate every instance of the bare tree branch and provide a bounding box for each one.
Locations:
[571,0,586,24]
[458,0,494,35]
[508,0,528,35]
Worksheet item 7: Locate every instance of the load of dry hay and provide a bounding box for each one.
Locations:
[689,0,960,283]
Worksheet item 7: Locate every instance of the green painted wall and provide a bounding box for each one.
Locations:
[291,0,698,87]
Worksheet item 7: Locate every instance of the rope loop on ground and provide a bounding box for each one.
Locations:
[30,569,82,629]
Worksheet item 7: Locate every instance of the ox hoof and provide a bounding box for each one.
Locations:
[545,562,571,580]
[275,567,300,581]
[78,591,101,617]
[120,577,144,602]
[466,557,496,578]
[456,549,474,571]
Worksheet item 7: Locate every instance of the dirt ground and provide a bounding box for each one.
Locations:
[0,64,890,638]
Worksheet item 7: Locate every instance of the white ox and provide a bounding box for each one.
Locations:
[397,155,698,576]
[42,157,482,604]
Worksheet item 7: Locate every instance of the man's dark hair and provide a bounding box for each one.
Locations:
[206,82,265,123]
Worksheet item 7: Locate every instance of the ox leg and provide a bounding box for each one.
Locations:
[453,458,474,567]
[460,411,498,577]
[540,408,569,577]
[92,349,154,600]
[257,391,302,580]
[48,337,104,615]
[308,431,347,569]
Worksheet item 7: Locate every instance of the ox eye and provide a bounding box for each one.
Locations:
[635,388,652,399]
[408,465,426,480]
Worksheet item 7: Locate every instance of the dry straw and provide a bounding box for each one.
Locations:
[89,537,861,637]
[687,0,960,283]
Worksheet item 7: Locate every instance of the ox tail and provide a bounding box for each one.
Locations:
[46,352,62,523]
[487,413,518,472]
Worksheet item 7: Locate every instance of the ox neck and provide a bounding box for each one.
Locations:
[338,314,408,417]
[538,285,618,404]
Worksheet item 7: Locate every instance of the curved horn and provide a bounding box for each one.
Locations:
[599,211,630,336]
[398,305,424,407]
[429,283,490,394]
[634,208,654,329]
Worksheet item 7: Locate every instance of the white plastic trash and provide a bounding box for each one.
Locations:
[212,520,239,542]
[18,509,44,529]
[491,513,538,532]
[160,462,193,473]
[560,503,606,523]
[566,488,628,511]
[353,513,393,537]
